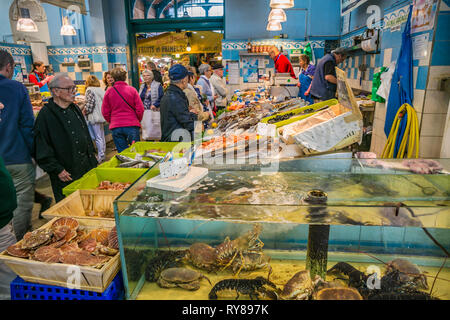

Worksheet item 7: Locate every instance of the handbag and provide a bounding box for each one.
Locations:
[141,109,161,140]
[113,86,139,119]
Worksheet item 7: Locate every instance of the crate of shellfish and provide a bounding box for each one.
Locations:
[42,190,122,221]
[62,168,147,197]
[0,217,120,293]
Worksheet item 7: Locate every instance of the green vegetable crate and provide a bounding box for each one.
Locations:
[62,168,147,196]
[261,99,338,128]
[119,142,191,156]
[97,153,156,169]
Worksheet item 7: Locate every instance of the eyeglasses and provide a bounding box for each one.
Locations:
[55,86,77,92]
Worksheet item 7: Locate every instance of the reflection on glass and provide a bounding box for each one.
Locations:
[131,0,224,20]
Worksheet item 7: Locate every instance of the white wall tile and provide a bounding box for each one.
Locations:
[427,66,450,90]
[419,136,443,158]
[383,48,392,66]
[413,89,425,113]
[423,90,450,114]
[420,113,446,137]
[413,66,418,89]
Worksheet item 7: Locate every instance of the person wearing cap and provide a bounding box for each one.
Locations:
[160,64,198,142]
[210,63,228,111]
[268,46,296,79]
[310,47,348,102]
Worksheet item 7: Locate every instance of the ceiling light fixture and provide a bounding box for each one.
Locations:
[60,16,76,36]
[266,20,282,31]
[16,3,38,32]
[270,0,294,9]
[268,8,287,22]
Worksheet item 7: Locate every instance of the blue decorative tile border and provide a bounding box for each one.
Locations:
[47,44,126,56]
[222,39,325,51]
[0,43,32,56]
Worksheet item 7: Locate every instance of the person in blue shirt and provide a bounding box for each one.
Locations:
[296,54,316,104]
[0,50,36,240]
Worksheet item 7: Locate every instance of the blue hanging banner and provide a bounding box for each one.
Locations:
[384,5,414,157]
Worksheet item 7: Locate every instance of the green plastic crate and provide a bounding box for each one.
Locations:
[97,153,157,169]
[261,99,338,128]
[62,168,147,196]
[120,142,191,155]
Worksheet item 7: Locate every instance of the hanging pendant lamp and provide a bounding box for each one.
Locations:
[16,6,38,32]
[270,0,294,9]
[266,20,282,31]
[60,16,76,36]
[268,8,287,22]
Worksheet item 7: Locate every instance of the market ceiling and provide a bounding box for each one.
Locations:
[40,0,87,15]
[137,31,222,56]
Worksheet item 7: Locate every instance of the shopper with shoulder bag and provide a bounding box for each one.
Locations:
[84,75,107,162]
[101,68,144,153]
[139,70,164,140]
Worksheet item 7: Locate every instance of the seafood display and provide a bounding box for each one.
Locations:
[326,259,437,300]
[97,180,131,191]
[5,218,118,269]
[115,154,155,168]
[197,133,261,158]
[124,169,448,228]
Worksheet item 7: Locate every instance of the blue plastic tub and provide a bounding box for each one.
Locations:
[10,272,124,300]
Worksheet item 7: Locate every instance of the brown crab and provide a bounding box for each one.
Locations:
[280,270,323,300]
[157,267,212,291]
[21,229,53,250]
[386,258,429,290]
[314,287,363,300]
[185,243,218,272]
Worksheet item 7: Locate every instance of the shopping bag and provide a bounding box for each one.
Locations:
[141,110,161,140]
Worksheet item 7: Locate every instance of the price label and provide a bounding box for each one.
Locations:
[159,158,189,178]
[257,122,277,137]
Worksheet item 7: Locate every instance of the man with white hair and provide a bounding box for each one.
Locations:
[33,73,97,202]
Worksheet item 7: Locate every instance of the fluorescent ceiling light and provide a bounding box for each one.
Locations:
[270,0,294,9]
[266,20,282,31]
[268,9,287,22]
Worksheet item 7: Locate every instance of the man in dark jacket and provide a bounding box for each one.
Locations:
[33,74,98,202]
[0,50,36,240]
[310,47,348,102]
[160,64,198,142]
[0,156,18,300]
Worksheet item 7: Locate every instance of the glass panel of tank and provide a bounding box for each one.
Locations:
[114,158,449,300]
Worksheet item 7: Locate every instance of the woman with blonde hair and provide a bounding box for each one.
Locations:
[84,75,107,162]
[103,71,114,91]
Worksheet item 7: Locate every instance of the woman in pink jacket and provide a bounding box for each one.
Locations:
[101,68,144,153]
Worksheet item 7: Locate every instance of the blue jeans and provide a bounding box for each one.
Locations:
[111,126,140,153]
[5,163,35,241]
[88,123,106,160]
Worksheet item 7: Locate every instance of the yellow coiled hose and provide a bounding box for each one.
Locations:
[382,103,419,158]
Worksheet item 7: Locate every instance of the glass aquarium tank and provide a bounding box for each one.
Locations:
[114,157,450,300]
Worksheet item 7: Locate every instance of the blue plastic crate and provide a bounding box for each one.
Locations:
[10,272,124,300]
